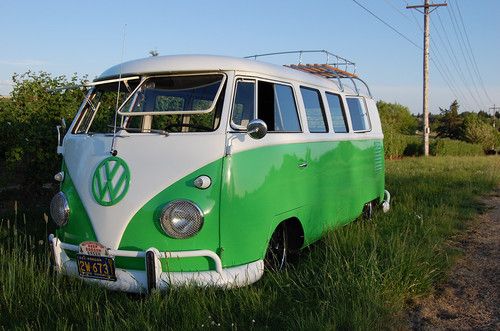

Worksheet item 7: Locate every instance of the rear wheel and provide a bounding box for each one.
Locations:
[362,200,376,220]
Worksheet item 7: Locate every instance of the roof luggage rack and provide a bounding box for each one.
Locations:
[286,63,357,79]
[245,50,371,97]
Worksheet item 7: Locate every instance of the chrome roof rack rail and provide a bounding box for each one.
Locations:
[244,50,372,98]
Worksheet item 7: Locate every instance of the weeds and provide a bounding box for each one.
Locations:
[1,156,499,330]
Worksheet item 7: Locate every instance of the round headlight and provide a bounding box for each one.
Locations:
[50,191,70,227]
[159,200,204,239]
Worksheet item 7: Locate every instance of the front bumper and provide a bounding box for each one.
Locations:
[49,234,264,294]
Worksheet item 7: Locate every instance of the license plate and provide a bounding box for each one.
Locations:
[77,254,117,281]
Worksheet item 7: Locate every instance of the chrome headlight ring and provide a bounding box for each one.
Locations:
[159,200,204,239]
[50,191,70,227]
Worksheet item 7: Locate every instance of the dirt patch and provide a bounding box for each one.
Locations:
[407,188,500,330]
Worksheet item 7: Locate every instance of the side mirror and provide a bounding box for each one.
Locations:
[56,118,67,155]
[246,119,267,140]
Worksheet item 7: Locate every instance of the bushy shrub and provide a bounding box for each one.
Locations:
[402,135,423,156]
[383,129,422,159]
[383,135,486,158]
[378,100,422,159]
[377,101,418,135]
[383,128,405,159]
[430,138,484,156]
[462,114,500,151]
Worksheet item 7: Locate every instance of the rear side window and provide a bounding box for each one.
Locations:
[232,79,301,132]
[300,87,328,133]
[346,97,371,132]
[325,92,348,133]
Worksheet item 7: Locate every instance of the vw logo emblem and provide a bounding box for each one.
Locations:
[92,156,130,206]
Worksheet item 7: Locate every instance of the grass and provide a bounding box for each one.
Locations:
[1,156,500,330]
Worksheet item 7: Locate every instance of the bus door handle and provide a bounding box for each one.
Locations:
[298,162,308,168]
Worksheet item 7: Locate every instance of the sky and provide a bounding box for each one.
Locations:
[1,0,499,115]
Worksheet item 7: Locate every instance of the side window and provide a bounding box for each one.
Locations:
[258,81,301,132]
[300,87,328,133]
[232,80,255,127]
[325,92,348,133]
[232,79,301,132]
[346,97,371,132]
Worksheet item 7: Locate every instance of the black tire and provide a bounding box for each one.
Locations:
[264,225,289,271]
[362,201,375,220]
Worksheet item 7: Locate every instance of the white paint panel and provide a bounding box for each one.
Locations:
[227,131,384,155]
[365,97,383,133]
[63,132,225,249]
[98,55,336,92]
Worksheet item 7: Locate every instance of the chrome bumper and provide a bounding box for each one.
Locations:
[48,234,264,294]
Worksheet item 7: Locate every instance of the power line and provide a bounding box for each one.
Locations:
[406,0,447,156]
[351,0,422,49]
[404,1,468,108]
[435,9,481,110]
[383,0,411,20]
[401,1,490,112]
[404,0,482,111]
[389,1,460,100]
[352,0,484,117]
[425,4,473,109]
[448,1,484,106]
[388,0,471,109]
[402,0,463,106]
[447,1,483,109]
[356,0,464,111]
[454,0,493,104]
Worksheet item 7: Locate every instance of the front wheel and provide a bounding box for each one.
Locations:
[264,225,288,271]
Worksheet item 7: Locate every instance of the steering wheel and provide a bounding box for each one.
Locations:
[164,123,212,132]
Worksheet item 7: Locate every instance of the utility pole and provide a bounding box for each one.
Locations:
[407,0,447,156]
[489,104,500,128]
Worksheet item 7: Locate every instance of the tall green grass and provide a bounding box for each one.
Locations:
[1,156,499,330]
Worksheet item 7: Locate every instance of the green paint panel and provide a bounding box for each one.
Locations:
[220,138,385,267]
[118,160,223,272]
[56,163,98,245]
[58,138,384,273]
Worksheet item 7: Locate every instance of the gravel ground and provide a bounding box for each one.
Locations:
[407,188,500,330]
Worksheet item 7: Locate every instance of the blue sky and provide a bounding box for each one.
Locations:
[1,0,499,114]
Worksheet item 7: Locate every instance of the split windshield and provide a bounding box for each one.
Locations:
[73,74,225,134]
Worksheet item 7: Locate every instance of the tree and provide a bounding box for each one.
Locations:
[477,110,490,121]
[429,112,442,133]
[436,100,463,140]
[0,71,87,192]
[0,97,14,161]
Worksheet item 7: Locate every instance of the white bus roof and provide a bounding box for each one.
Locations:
[97,54,349,93]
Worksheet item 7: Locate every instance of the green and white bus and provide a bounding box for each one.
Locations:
[49,53,390,293]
